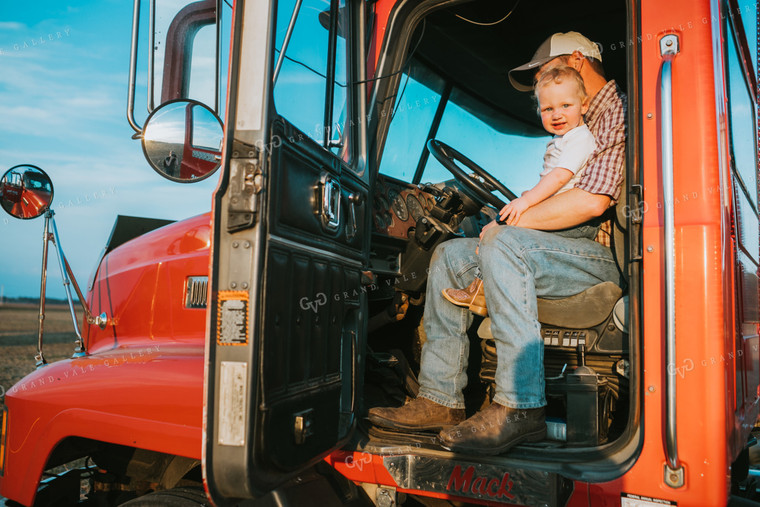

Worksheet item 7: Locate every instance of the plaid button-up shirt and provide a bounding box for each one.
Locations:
[577,80,627,202]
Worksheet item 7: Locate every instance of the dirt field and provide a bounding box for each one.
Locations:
[0,303,82,409]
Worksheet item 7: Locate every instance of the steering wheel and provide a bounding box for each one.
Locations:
[426,139,517,210]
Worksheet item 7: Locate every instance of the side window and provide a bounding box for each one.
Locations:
[737,0,757,76]
[725,2,760,409]
[725,11,758,207]
[273,0,348,156]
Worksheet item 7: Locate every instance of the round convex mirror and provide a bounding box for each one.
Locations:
[0,165,54,220]
[142,99,224,183]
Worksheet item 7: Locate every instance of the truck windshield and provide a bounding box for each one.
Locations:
[380,58,549,195]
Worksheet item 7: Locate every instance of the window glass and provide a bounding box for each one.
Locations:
[726,19,758,206]
[273,0,347,153]
[421,88,549,199]
[737,0,757,74]
[381,63,446,182]
[188,24,218,109]
[331,13,348,156]
[152,0,221,111]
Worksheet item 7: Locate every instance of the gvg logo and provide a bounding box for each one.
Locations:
[299,293,327,313]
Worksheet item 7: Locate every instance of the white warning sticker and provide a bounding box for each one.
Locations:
[218,361,247,446]
[621,493,677,506]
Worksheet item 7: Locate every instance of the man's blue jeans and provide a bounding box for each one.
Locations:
[417,225,622,410]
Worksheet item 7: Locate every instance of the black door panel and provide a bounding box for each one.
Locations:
[269,119,367,259]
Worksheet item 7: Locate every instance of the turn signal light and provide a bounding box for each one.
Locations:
[0,406,7,475]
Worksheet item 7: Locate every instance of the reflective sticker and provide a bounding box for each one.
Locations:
[218,361,247,446]
[621,493,677,506]
[217,291,249,345]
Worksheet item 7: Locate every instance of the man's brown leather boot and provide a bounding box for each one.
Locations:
[438,403,546,455]
[368,397,465,432]
[442,277,488,316]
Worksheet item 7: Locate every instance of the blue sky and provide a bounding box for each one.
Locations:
[0,1,219,299]
[1,1,757,300]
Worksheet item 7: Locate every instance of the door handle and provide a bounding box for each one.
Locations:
[346,192,362,241]
[317,173,341,232]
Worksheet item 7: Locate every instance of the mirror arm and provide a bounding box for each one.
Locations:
[35,212,53,368]
[47,214,108,359]
[148,0,156,113]
[273,0,304,85]
[127,0,144,134]
[62,251,108,331]
[49,215,87,357]
[215,0,222,114]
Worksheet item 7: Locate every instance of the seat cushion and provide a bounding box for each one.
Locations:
[477,281,623,338]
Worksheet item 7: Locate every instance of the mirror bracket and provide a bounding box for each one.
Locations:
[40,210,111,364]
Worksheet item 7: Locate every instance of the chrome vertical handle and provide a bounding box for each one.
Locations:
[659,33,683,488]
[318,173,341,232]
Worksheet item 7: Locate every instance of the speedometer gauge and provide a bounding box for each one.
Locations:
[388,190,408,221]
[406,193,424,221]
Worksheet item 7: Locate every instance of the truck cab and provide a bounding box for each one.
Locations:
[0,0,758,506]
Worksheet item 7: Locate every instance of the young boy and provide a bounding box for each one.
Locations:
[442,66,596,316]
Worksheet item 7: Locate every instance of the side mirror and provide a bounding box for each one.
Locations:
[0,164,54,220]
[0,164,105,365]
[142,99,224,183]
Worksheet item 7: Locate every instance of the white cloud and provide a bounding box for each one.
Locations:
[0,22,26,31]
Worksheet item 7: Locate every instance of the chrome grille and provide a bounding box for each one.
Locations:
[185,276,208,308]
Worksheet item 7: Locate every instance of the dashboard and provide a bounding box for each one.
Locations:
[373,176,436,239]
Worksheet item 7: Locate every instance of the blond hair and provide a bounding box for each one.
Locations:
[534,65,589,105]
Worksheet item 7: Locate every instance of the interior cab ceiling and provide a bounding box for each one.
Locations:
[413,0,628,126]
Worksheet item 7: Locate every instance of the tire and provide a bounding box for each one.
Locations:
[119,486,210,506]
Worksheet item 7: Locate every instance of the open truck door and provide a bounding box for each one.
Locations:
[204,0,369,502]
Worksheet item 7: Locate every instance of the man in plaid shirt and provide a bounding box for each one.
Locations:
[369,32,627,454]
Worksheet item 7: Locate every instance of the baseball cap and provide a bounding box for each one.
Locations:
[508,32,602,92]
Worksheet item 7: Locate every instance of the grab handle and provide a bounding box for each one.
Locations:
[659,33,684,489]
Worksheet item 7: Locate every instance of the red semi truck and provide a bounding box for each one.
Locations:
[1,0,759,505]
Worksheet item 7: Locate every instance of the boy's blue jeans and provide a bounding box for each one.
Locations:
[417,224,621,410]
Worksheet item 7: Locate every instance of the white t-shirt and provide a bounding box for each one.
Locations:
[540,124,596,195]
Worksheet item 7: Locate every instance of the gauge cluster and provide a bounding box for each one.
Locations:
[373,177,436,238]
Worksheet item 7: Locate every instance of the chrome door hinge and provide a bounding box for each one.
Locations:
[228,143,264,232]
[629,183,644,262]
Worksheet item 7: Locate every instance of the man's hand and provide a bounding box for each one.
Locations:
[479,219,500,241]
[499,196,531,225]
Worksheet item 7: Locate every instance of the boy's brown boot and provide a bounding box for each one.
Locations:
[442,277,488,317]
[368,397,465,432]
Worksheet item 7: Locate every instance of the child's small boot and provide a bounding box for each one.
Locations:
[442,277,488,317]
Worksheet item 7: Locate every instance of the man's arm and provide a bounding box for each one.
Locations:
[481,187,610,239]
[515,187,610,229]
[501,167,573,225]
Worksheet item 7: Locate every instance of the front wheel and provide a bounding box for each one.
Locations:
[119,486,210,506]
